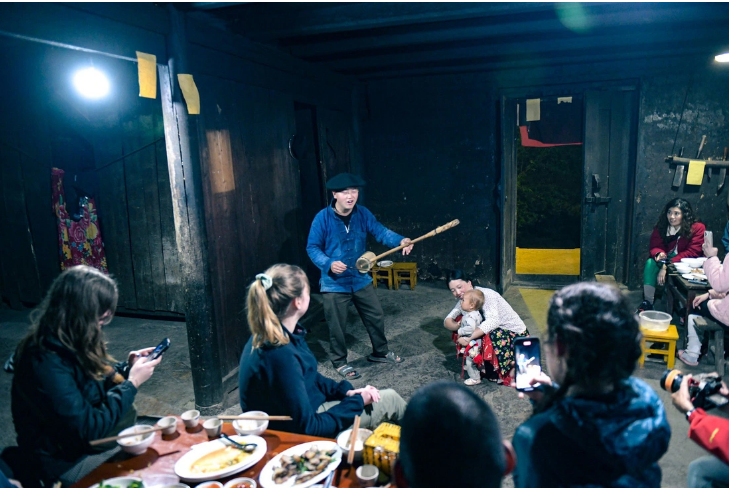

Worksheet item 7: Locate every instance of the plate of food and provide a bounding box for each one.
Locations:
[174,435,267,482]
[90,478,144,488]
[682,273,707,281]
[258,441,341,488]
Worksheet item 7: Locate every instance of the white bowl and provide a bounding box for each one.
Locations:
[157,416,178,435]
[196,482,222,488]
[181,410,201,428]
[117,425,156,455]
[681,257,706,268]
[673,264,692,274]
[639,311,672,332]
[223,478,257,488]
[232,411,268,436]
[336,428,373,464]
[90,477,144,488]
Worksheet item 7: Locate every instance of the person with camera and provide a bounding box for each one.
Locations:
[670,373,728,488]
[638,198,705,313]
[678,239,728,366]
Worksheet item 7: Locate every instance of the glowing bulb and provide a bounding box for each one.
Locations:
[73,67,110,98]
[715,53,730,63]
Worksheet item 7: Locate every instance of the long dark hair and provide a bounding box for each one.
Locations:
[655,198,697,243]
[535,282,641,414]
[17,265,119,379]
[246,264,309,349]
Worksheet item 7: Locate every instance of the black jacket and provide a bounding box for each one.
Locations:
[11,336,137,480]
[239,324,364,438]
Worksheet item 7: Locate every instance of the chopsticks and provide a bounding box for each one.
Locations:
[347,415,361,465]
[216,415,292,421]
[89,425,164,446]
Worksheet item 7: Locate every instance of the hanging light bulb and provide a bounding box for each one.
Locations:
[714,53,729,63]
[73,67,110,99]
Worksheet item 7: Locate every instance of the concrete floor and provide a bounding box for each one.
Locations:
[0,281,726,488]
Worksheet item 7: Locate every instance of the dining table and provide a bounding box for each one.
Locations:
[665,263,712,347]
[71,419,365,488]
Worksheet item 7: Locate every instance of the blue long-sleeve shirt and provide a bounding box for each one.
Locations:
[306,204,404,293]
[238,324,364,438]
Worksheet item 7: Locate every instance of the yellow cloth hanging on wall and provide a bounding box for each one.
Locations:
[686,160,706,185]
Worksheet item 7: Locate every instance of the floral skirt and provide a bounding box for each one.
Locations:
[485,328,530,381]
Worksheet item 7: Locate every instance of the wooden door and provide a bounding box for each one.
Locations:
[581,89,636,282]
[499,97,517,293]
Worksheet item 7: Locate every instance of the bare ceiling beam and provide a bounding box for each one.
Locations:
[354,45,716,81]
[285,2,725,59]
[316,23,727,73]
[190,2,248,10]
[222,2,568,41]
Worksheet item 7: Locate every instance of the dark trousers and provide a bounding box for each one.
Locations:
[323,284,389,368]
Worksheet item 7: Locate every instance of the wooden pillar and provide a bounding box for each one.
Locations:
[159,4,223,412]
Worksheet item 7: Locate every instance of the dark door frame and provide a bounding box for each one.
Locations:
[498,79,639,293]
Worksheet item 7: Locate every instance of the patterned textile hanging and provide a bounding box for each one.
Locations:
[52,168,108,273]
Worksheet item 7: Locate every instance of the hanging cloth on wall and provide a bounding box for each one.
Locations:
[52,168,108,273]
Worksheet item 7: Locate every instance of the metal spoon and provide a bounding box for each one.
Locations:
[221,433,257,453]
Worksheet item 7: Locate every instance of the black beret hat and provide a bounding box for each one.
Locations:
[326,172,366,191]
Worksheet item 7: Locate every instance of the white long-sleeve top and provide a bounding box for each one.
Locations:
[446,286,527,336]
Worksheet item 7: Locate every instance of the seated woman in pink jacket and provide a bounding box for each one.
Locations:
[678,239,728,366]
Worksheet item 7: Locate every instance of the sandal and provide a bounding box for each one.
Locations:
[336,365,361,380]
[677,350,699,367]
[464,378,481,386]
[367,351,404,364]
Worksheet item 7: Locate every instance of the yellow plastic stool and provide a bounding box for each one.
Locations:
[638,325,679,369]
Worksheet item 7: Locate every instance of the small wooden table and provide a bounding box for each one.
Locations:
[665,265,711,346]
[71,423,360,488]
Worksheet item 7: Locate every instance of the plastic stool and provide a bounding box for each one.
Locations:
[638,325,679,369]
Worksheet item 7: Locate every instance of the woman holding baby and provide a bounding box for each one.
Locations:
[443,269,529,386]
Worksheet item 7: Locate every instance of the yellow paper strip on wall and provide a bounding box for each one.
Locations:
[526,98,540,121]
[557,96,572,104]
[686,160,706,185]
[136,51,157,99]
[177,74,200,115]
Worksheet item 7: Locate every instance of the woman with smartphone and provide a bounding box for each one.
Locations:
[678,239,728,366]
[11,266,162,488]
[512,282,670,488]
[638,198,705,313]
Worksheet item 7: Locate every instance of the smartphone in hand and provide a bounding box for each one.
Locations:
[146,338,170,362]
[704,230,713,249]
[514,337,541,392]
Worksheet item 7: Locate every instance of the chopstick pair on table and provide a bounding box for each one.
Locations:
[216,415,292,421]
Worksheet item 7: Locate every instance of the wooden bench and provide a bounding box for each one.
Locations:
[694,316,728,380]
[393,262,417,290]
[370,265,393,289]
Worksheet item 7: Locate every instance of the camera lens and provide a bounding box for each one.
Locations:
[660,370,683,393]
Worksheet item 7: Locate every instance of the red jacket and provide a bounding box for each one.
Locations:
[649,222,705,263]
[688,408,729,464]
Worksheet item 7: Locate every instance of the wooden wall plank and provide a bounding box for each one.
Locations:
[156,139,184,313]
[96,161,138,310]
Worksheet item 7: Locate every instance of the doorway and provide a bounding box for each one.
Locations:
[514,95,583,278]
[500,87,638,291]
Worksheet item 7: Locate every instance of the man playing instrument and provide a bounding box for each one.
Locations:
[307,172,413,380]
